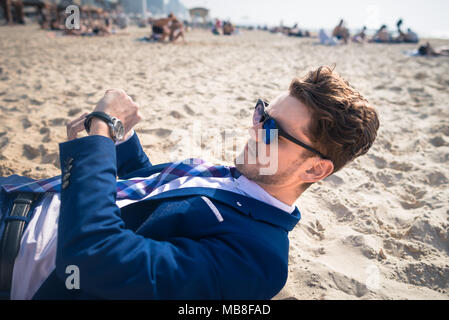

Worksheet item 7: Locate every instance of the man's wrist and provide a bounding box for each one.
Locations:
[89,118,113,140]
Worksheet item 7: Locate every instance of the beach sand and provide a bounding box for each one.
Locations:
[0,25,448,300]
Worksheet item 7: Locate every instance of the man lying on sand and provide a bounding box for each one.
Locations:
[417,42,449,57]
[0,66,379,300]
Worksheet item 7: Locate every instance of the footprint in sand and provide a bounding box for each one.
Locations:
[23,144,40,160]
[39,127,50,135]
[406,219,449,251]
[303,221,325,240]
[21,117,32,129]
[41,152,60,168]
[328,271,369,298]
[329,202,354,222]
[394,262,449,291]
[368,154,387,169]
[29,99,44,106]
[414,72,428,80]
[408,87,433,99]
[429,136,447,148]
[49,118,67,126]
[375,171,395,187]
[389,161,414,172]
[430,124,449,137]
[139,128,172,138]
[0,165,14,176]
[426,171,448,186]
[3,97,18,103]
[68,108,83,117]
[42,134,52,143]
[0,136,9,151]
[183,104,196,115]
[169,111,184,119]
[236,109,250,119]
[399,191,425,210]
[64,91,79,97]
[342,235,378,259]
[324,174,344,186]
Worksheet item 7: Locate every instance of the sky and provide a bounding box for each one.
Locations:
[180,0,449,38]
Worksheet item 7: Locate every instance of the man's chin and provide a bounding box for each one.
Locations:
[234,145,256,178]
[234,145,274,182]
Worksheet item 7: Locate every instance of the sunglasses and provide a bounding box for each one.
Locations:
[253,99,328,160]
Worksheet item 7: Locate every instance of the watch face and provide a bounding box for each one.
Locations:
[112,118,125,140]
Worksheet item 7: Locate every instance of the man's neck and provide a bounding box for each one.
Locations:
[249,180,302,207]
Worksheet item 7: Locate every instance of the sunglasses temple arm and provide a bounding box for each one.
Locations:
[279,128,328,159]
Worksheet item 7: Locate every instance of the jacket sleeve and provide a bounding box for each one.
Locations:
[56,135,223,299]
[115,131,152,178]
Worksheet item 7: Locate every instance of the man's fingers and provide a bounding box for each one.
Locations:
[67,112,88,126]
[72,117,87,131]
[67,113,88,140]
[67,115,88,132]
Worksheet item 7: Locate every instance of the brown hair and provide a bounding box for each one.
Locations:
[289,66,379,173]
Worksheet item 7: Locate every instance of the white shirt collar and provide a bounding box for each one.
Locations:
[234,175,296,214]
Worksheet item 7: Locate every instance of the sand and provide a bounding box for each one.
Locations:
[0,25,448,300]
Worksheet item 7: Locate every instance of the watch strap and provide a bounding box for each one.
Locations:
[84,111,116,142]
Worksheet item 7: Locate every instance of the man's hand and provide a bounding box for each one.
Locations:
[66,113,114,141]
[91,89,143,139]
[65,89,142,141]
[67,112,88,141]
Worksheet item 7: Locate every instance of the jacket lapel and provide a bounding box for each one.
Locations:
[140,187,301,232]
[121,164,301,232]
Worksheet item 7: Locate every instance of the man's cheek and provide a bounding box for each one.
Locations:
[258,139,279,176]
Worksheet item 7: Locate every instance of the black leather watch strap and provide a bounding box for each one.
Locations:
[84,112,116,142]
[84,112,113,133]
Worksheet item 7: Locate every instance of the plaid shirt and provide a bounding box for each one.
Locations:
[1,159,241,202]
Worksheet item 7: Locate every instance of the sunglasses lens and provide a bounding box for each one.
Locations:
[263,118,277,144]
[253,102,264,126]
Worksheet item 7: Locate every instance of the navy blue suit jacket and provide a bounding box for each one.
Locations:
[31,133,301,299]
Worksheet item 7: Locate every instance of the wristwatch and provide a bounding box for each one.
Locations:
[84,112,125,142]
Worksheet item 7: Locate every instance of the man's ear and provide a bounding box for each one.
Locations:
[302,159,334,183]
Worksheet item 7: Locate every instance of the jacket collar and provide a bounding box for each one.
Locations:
[124,164,301,232]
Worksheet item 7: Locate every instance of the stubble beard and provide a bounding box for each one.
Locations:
[234,145,296,186]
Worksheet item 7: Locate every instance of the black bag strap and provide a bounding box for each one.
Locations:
[0,192,39,299]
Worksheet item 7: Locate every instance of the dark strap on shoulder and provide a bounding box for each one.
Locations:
[0,192,39,299]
